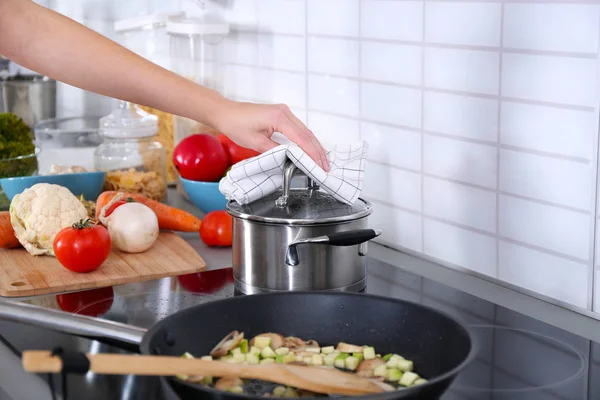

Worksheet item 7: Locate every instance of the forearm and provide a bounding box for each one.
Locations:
[0,0,230,126]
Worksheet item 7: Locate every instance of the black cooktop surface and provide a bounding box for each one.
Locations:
[2,259,598,400]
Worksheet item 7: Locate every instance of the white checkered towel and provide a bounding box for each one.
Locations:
[219,141,368,206]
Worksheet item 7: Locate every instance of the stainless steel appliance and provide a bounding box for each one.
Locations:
[0,74,56,128]
[227,160,381,294]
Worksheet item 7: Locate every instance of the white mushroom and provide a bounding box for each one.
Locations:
[210,331,244,358]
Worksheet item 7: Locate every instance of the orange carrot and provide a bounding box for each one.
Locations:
[96,191,202,232]
[0,212,20,249]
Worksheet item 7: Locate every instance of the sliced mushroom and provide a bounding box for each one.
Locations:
[304,339,319,348]
[355,358,385,378]
[210,331,244,358]
[283,336,306,350]
[249,333,285,349]
[214,377,244,391]
[336,342,363,353]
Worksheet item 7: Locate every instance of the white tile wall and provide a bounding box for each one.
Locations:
[424,92,498,142]
[503,3,600,54]
[424,135,497,189]
[307,0,359,37]
[423,218,496,277]
[423,177,496,233]
[425,2,502,47]
[361,82,421,128]
[52,0,600,314]
[308,38,359,78]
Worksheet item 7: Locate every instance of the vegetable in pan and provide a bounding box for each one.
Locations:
[179,331,428,398]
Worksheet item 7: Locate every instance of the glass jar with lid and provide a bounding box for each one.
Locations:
[167,15,229,145]
[94,102,167,202]
[114,12,183,187]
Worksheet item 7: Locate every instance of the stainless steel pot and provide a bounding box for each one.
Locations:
[227,160,381,294]
[0,75,57,128]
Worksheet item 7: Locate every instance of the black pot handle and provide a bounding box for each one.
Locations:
[285,229,382,266]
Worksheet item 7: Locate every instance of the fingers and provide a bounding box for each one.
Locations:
[255,135,280,154]
[278,105,330,171]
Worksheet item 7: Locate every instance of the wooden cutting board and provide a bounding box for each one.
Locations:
[0,232,206,297]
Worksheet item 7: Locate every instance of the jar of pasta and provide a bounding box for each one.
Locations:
[94,102,167,202]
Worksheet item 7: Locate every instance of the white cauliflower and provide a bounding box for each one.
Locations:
[10,183,88,256]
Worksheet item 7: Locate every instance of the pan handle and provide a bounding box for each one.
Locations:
[0,300,145,351]
[285,229,382,266]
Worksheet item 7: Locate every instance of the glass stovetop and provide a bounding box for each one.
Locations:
[4,258,600,400]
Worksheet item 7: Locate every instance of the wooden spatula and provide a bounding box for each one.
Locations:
[22,350,389,396]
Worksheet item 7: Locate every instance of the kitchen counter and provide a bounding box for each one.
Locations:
[0,190,599,400]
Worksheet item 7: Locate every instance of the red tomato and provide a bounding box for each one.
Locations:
[56,287,114,317]
[54,219,111,273]
[177,268,233,294]
[217,134,260,165]
[173,134,229,182]
[200,210,233,247]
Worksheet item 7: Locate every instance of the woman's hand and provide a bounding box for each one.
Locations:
[212,100,330,172]
[0,0,330,171]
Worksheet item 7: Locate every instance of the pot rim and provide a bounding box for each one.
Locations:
[226,197,373,225]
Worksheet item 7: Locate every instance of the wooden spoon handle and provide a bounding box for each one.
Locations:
[22,351,246,377]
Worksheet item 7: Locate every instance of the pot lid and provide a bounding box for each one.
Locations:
[226,188,372,225]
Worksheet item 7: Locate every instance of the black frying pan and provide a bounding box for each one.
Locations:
[0,292,478,399]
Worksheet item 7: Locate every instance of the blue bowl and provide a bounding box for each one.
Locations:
[0,171,107,202]
[180,177,228,213]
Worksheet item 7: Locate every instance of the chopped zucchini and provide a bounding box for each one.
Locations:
[276,355,284,364]
[382,354,393,361]
[352,352,364,362]
[344,356,359,371]
[282,354,296,364]
[391,354,405,361]
[260,358,275,364]
[376,354,381,358]
[413,378,428,386]
[373,365,387,378]
[386,358,399,368]
[399,371,419,387]
[295,355,304,362]
[229,386,244,394]
[232,353,246,363]
[200,355,212,361]
[303,356,313,364]
[363,347,376,360]
[386,368,403,382]
[254,336,272,349]
[182,352,194,359]
[246,353,260,365]
[273,386,287,397]
[250,346,262,356]
[334,353,349,369]
[396,359,414,372]
[261,346,276,359]
[323,354,337,366]
[275,347,290,356]
[202,376,212,385]
[305,347,320,354]
[240,339,249,354]
[321,346,335,354]
[231,347,242,356]
[312,354,323,365]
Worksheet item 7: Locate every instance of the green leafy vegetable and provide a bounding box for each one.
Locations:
[0,113,38,178]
